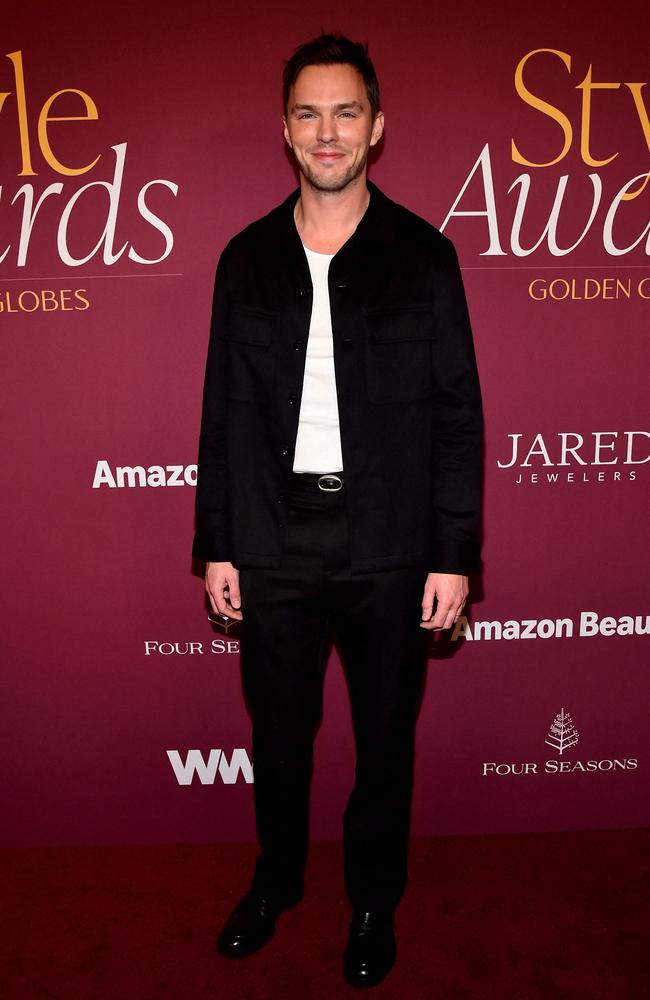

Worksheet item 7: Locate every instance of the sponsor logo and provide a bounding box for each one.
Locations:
[482,708,638,776]
[93,460,196,488]
[451,610,649,642]
[544,708,579,755]
[144,639,239,655]
[167,748,253,785]
[496,431,648,485]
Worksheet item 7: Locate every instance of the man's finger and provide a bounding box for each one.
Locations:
[421,600,434,621]
[421,582,437,620]
[420,598,460,630]
[213,587,229,615]
[428,601,453,630]
[227,580,241,610]
[441,607,459,630]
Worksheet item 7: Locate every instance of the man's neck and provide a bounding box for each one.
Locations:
[294,175,370,255]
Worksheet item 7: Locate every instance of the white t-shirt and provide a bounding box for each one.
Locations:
[292,246,344,473]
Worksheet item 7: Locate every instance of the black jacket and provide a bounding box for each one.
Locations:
[193,181,483,574]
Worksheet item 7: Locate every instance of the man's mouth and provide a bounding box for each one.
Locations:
[311,150,345,160]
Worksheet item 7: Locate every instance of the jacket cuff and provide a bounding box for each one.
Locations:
[429,538,481,575]
[192,526,233,563]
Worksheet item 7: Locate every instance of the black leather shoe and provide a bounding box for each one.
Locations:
[216,888,302,958]
[343,910,396,988]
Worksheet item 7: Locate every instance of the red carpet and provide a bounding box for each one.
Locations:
[2,830,648,999]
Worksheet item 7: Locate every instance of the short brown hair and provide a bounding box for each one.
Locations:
[283,33,381,119]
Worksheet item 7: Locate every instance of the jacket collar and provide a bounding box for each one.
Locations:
[275,178,397,254]
[269,179,397,299]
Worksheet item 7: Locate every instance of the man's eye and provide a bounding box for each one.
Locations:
[339,112,356,118]
[298,113,315,119]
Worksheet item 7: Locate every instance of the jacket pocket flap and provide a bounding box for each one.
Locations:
[228,307,276,346]
[363,304,434,342]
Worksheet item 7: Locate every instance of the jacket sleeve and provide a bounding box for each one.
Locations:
[192,246,233,562]
[429,236,484,575]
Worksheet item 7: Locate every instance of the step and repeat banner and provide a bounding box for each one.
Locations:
[3,0,649,846]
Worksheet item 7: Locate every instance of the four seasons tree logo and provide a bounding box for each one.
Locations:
[545,708,579,755]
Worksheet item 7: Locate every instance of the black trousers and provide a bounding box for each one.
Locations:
[238,472,429,912]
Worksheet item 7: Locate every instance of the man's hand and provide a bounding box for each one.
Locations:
[420,572,468,631]
[205,561,243,620]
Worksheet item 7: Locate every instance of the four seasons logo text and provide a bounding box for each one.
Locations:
[482,708,638,776]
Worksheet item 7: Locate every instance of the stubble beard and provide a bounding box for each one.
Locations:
[297,149,369,194]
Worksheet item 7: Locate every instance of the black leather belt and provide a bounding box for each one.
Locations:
[291,471,344,492]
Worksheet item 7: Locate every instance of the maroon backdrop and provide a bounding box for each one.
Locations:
[3,0,649,848]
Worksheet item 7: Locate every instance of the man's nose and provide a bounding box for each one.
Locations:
[317,114,338,143]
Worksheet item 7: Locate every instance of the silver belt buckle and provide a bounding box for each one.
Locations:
[317,473,343,492]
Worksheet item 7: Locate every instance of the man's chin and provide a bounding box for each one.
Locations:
[301,166,365,194]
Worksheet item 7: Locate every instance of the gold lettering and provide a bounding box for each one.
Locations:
[625,83,650,151]
[549,278,570,300]
[6,51,35,176]
[74,288,90,310]
[621,84,650,198]
[18,289,39,311]
[37,89,100,176]
[576,65,619,167]
[41,289,59,311]
[512,49,573,167]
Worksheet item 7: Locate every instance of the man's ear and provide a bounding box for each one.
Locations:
[370,111,384,147]
[283,117,292,148]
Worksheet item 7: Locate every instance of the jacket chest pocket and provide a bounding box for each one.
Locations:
[363,304,435,403]
[226,306,276,401]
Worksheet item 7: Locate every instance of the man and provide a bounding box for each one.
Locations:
[193,33,483,988]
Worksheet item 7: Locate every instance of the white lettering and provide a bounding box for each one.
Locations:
[128,179,179,265]
[116,465,146,488]
[166,748,254,785]
[92,459,116,488]
[166,465,184,486]
[57,143,129,266]
[602,172,650,255]
[508,172,602,256]
[521,619,537,638]
[440,144,506,255]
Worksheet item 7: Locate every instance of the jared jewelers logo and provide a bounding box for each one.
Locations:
[497,431,649,485]
[482,708,638,776]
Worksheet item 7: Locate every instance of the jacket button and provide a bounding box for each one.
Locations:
[276,494,286,504]
[281,445,290,456]
[293,340,305,351]
[288,395,297,405]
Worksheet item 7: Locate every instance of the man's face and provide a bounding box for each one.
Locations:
[283,63,384,193]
